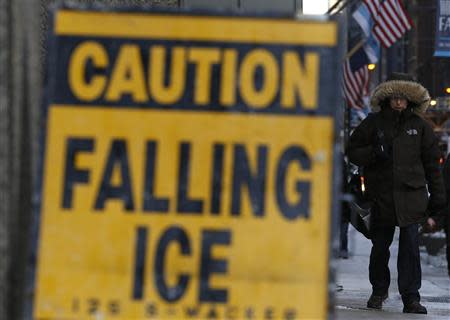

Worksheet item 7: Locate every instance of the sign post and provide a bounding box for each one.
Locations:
[31,7,342,319]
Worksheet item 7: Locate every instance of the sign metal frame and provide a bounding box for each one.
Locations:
[28,6,343,320]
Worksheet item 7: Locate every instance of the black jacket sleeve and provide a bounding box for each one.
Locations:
[421,121,446,214]
[346,115,376,167]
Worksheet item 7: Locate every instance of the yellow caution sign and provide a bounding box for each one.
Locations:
[33,8,340,320]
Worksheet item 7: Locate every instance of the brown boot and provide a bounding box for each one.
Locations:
[403,301,427,314]
[367,293,388,309]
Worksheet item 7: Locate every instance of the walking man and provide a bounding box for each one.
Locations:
[347,73,446,314]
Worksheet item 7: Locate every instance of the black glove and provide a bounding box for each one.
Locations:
[374,130,391,161]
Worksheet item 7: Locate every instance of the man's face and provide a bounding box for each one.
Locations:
[389,96,407,112]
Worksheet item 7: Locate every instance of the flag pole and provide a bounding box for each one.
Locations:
[346,40,364,59]
[326,0,345,14]
[327,0,356,16]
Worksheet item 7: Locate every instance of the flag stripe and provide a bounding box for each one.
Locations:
[383,2,404,37]
[364,0,379,19]
[378,5,401,41]
[377,13,399,42]
[343,66,358,107]
[384,1,406,34]
[373,26,392,47]
[395,0,413,30]
[374,0,412,47]
[346,71,360,101]
[343,60,369,109]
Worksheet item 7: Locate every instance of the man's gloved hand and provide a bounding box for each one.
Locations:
[374,143,390,161]
[421,217,443,233]
[374,130,391,161]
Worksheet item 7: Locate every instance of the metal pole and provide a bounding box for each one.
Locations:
[296,0,302,13]
[0,0,11,316]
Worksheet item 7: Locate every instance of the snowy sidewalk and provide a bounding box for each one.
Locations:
[335,227,450,320]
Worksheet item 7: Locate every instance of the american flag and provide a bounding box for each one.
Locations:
[361,0,413,48]
[343,51,369,109]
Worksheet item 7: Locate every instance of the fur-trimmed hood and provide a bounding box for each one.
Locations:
[370,79,431,113]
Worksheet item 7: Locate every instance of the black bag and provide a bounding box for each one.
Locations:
[346,168,372,239]
[349,201,372,239]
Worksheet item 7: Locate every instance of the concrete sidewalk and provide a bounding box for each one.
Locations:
[335,227,450,320]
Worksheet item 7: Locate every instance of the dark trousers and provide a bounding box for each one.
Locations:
[369,223,421,304]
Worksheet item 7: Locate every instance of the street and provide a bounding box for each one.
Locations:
[335,227,450,319]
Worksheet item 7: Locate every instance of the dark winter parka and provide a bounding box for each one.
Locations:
[347,75,446,227]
